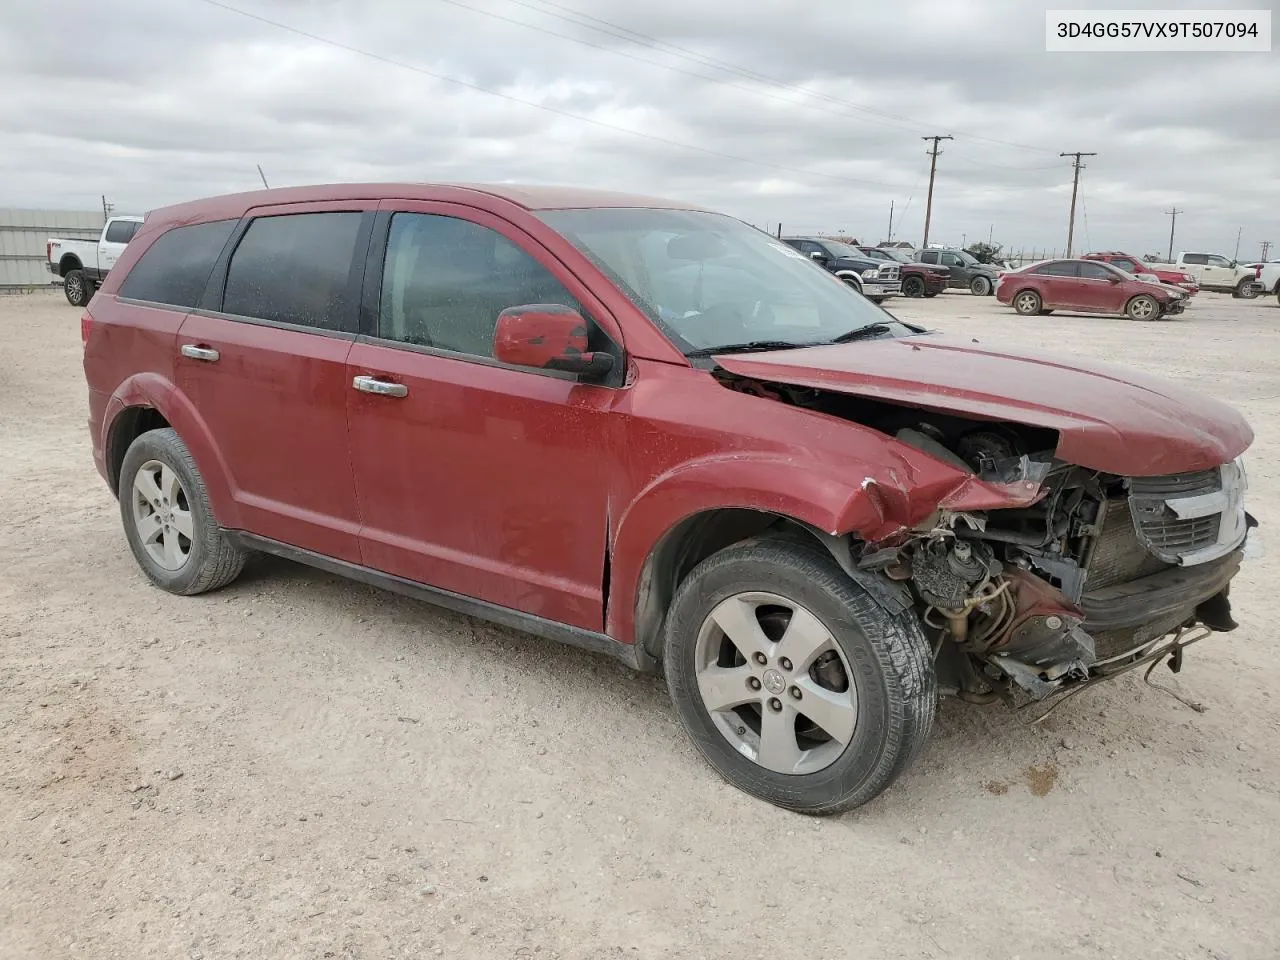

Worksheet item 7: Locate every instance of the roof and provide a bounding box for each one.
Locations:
[145,182,704,229]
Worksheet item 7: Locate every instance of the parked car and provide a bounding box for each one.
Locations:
[914,248,1000,295]
[1147,252,1260,298]
[854,246,948,298]
[996,258,1189,320]
[779,236,901,302]
[1083,251,1199,295]
[1246,261,1280,299]
[83,183,1255,814]
[47,216,144,306]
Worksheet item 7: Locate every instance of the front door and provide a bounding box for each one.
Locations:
[1202,254,1235,288]
[176,205,372,562]
[1074,261,1127,312]
[345,203,621,630]
[940,252,966,285]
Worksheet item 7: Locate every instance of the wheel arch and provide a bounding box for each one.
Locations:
[103,374,242,528]
[57,253,83,276]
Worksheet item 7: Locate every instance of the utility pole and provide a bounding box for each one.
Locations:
[1234,226,1243,261]
[1166,207,1183,261]
[1262,240,1272,261]
[887,200,894,244]
[101,195,114,223]
[920,135,953,249]
[257,164,270,189]
[776,223,782,239]
[988,224,994,247]
[1059,152,1097,257]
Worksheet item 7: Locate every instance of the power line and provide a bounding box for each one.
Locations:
[506,0,1057,152]
[193,0,905,191]
[1060,151,1095,257]
[920,135,952,249]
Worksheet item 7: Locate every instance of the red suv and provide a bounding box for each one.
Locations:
[996,258,1189,321]
[84,184,1254,814]
[1083,251,1199,295]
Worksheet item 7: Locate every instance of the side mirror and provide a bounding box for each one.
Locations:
[809,251,827,262]
[1107,273,1121,283]
[493,304,614,379]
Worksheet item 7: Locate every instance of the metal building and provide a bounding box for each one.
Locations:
[0,209,105,289]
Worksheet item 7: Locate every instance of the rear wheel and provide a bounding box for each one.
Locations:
[63,269,90,307]
[663,538,936,814]
[902,275,925,298]
[118,428,247,595]
[1013,290,1042,315]
[1235,278,1259,299]
[970,276,992,296]
[1126,294,1159,321]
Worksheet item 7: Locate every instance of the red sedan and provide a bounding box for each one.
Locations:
[995,258,1189,321]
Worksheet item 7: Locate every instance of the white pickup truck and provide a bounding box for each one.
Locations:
[1148,252,1261,298]
[47,216,144,306]
[1243,261,1280,303]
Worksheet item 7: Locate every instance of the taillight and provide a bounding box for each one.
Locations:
[80,312,94,346]
[46,240,52,262]
[1256,265,1263,279]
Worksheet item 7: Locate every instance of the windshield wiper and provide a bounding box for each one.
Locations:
[685,340,808,357]
[829,323,896,343]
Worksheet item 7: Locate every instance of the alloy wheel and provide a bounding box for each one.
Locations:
[131,459,194,571]
[693,591,857,775]
[1014,292,1040,314]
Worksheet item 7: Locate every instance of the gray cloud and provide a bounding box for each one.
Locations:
[1,0,1276,256]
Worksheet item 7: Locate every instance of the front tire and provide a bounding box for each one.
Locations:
[663,538,936,815]
[1235,278,1259,299]
[1013,290,1042,315]
[902,275,926,298]
[118,428,247,595]
[63,269,91,307]
[970,276,992,296]
[1126,294,1159,321]
[841,278,863,297]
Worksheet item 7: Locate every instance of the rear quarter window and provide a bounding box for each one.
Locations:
[118,219,238,309]
[104,220,141,244]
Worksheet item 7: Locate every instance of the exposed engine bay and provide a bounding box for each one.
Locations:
[718,373,1254,704]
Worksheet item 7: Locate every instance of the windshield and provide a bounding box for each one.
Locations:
[956,250,980,266]
[818,239,861,259]
[538,208,903,353]
[881,249,913,263]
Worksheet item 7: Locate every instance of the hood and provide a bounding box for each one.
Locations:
[714,334,1251,476]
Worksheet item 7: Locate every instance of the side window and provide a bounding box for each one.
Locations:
[1206,254,1231,268]
[104,220,140,244]
[1181,253,1206,265]
[379,213,579,359]
[1077,262,1114,280]
[1032,261,1078,276]
[222,212,364,330]
[118,219,237,309]
[919,251,937,264]
[941,253,962,266]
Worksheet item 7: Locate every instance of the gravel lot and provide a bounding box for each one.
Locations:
[2,287,1278,960]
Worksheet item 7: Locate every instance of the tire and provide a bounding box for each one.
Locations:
[969,275,992,296]
[663,538,936,815]
[841,278,863,296]
[1234,279,1259,299]
[902,275,926,298]
[63,269,91,307]
[1126,294,1160,321]
[118,428,247,595]
[1013,289,1042,315]
[868,296,886,305]
[922,290,940,298]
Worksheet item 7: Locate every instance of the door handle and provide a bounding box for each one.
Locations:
[352,375,408,398]
[180,344,220,362]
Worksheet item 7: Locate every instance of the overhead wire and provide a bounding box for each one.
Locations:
[193,0,909,190]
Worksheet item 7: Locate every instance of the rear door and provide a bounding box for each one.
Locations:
[175,203,374,562]
[344,201,621,629]
[1178,253,1207,283]
[1030,261,1083,309]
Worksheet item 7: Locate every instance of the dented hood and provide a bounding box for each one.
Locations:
[715,334,1251,476]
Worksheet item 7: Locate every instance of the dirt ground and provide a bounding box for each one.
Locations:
[2,286,1277,960]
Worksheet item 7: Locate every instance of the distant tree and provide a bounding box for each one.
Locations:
[964,241,1003,264]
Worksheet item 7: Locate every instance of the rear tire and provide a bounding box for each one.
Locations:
[902,275,926,298]
[1126,294,1159,321]
[63,269,90,307]
[970,276,992,296]
[1235,279,1259,299]
[118,428,247,595]
[663,538,936,815]
[1013,290,1042,315]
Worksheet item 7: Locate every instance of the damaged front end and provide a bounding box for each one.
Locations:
[862,428,1255,705]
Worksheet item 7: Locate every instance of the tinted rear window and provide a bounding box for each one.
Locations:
[222,212,364,331]
[118,219,237,309]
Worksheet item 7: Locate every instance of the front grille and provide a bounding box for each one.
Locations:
[1129,470,1221,499]
[1137,513,1221,552]
[877,264,900,282]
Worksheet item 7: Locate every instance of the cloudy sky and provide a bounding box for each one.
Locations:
[2,0,1277,256]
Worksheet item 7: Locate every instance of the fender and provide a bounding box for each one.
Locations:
[605,453,891,645]
[832,269,864,285]
[105,372,242,529]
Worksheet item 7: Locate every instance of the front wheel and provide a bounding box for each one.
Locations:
[663,538,936,815]
[63,269,91,307]
[1126,294,1160,321]
[1235,279,1259,299]
[902,275,926,298]
[118,428,247,595]
[1013,290,1042,315]
[841,278,863,296]
[970,276,992,296]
